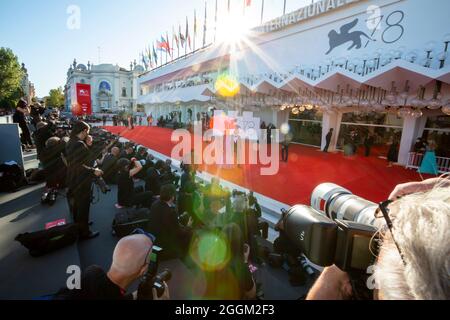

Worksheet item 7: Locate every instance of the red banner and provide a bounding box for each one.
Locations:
[72,83,92,116]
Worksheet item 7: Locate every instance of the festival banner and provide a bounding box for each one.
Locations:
[72,83,92,116]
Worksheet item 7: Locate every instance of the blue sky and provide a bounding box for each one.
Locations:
[0,0,313,97]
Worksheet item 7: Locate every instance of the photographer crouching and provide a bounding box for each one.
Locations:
[66,121,103,240]
[116,158,154,209]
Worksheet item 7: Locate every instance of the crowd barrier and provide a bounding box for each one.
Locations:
[406,152,450,174]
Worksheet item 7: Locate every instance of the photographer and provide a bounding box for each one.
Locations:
[116,158,154,209]
[199,223,256,300]
[66,121,102,240]
[306,177,450,300]
[148,184,192,260]
[145,160,164,195]
[41,136,67,191]
[13,98,33,149]
[30,102,45,130]
[120,142,136,160]
[54,233,169,300]
[160,159,179,186]
[33,122,53,161]
[98,146,121,184]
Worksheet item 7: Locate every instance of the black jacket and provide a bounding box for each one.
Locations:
[148,200,190,255]
[66,137,95,196]
[145,168,161,195]
[53,265,131,300]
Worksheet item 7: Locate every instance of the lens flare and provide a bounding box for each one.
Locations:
[189,231,230,272]
[215,73,240,98]
[280,123,291,135]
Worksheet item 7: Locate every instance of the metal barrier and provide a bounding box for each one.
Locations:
[406,152,450,174]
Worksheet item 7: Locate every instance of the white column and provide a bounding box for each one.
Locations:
[321,111,342,152]
[398,115,427,165]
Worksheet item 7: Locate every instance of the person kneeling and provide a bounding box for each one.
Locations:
[148,184,193,260]
[116,158,154,209]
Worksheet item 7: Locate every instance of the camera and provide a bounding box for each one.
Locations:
[94,176,111,194]
[41,189,58,206]
[279,183,381,299]
[137,246,172,300]
[178,212,191,226]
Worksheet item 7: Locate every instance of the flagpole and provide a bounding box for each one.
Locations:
[283,0,287,15]
[172,27,175,62]
[260,0,265,24]
[228,0,231,13]
[214,0,218,43]
[193,10,196,52]
[203,1,207,48]
[185,16,188,58]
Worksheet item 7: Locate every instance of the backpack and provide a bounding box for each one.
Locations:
[112,208,151,238]
[0,162,27,192]
[15,224,79,257]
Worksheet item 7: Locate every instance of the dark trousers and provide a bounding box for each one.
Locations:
[323,141,331,153]
[67,191,91,237]
[365,145,372,157]
[19,121,33,146]
[281,147,289,162]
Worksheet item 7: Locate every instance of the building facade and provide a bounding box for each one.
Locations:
[138,0,450,167]
[21,63,35,105]
[65,60,145,113]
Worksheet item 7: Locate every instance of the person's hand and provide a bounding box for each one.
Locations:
[243,244,250,263]
[388,177,448,200]
[152,282,170,300]
[94,168,103,177]
[306,265,352,300]
[187,216,194,228]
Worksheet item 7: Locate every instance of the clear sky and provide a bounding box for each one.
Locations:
[0,0,314,97]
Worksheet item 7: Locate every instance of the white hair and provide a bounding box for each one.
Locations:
[375,184,450,300]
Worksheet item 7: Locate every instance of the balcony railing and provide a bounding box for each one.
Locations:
[406,152,450,174]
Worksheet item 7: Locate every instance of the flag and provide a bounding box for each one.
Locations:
[152,44,158,65]
[157,36,170,52]
[243,0,252,14]
[147,46,153,68]
[186,16,191,50]
[179,24,185,48]
[166,31,172,58]
[173,26,179,51]
[141,52,148,69]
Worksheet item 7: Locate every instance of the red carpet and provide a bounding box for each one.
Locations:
[104,126,426,206]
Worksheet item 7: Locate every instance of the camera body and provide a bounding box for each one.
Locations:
[279,183,382,299]
[282,205,378,272]
[137,246,172,300]
[94,176,111,194]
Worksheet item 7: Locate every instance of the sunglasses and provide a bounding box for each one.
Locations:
[375,200,407,266]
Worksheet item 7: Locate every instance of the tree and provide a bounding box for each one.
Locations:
[0,47,24,110]
[46,87,65,109]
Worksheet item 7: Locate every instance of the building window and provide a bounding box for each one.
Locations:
[122,87,127,97]
[289,109,323,147]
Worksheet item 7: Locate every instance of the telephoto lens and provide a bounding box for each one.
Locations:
[311,183,378,227]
